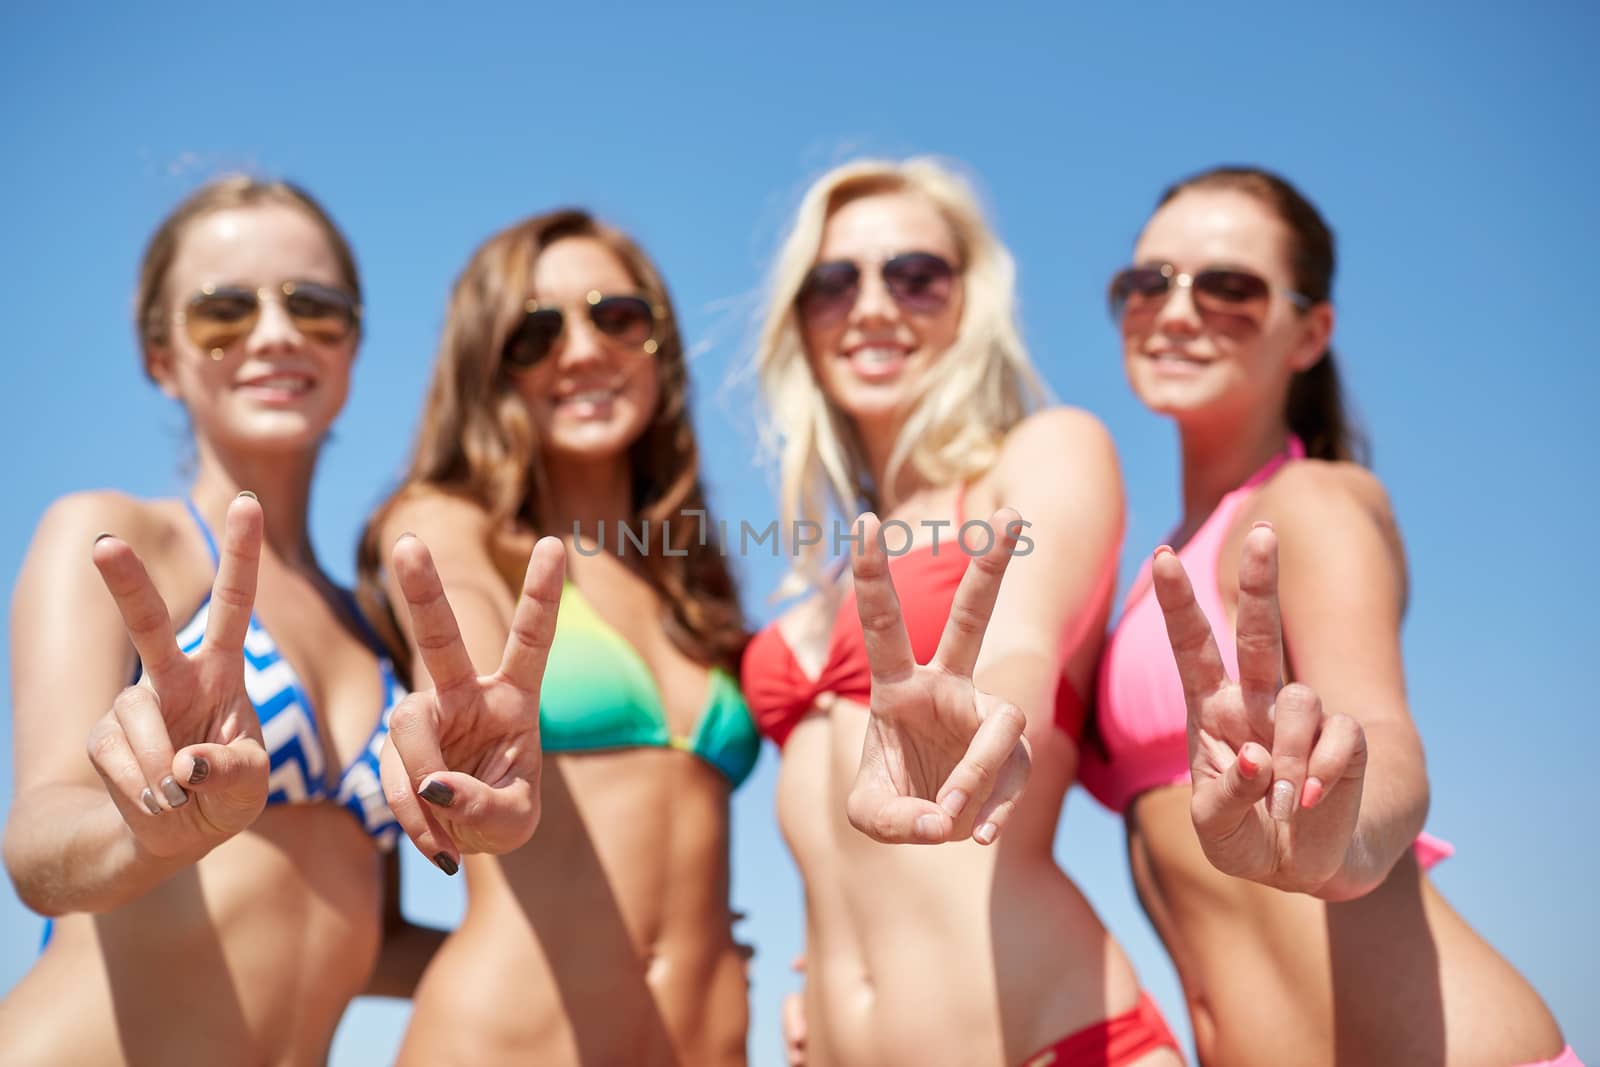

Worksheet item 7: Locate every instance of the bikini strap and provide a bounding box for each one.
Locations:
[183,499,221,567]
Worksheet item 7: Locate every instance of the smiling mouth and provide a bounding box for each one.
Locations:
[843,345,911,379]
[238,373,315,396]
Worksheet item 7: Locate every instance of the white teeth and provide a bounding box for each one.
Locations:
[564,389,616,404]
[852,347,905,367]
[250,375,311,392]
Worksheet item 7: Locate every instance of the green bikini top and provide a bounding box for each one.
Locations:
[540,581,760,789]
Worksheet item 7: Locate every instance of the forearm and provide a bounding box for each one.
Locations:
[1315,721,1429,901]
[3,783,203,915]
[363,918,450,998]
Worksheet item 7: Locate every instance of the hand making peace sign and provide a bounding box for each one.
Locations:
[380,533,566,873]
[845,509,1031,846]
[86,493,271,859]
[1153,522,1369,892]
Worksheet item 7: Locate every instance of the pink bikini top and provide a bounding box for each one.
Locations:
[1080,437,1452,870]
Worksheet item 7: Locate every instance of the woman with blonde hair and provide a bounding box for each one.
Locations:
[358,207,759,1065]
[740,157,1183,1066]
[0,176,441,1064]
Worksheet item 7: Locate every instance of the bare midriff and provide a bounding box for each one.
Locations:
[779,697,1152,1067]
[1127,783,1564,1067]
[0,806,383,1066]
[396,747,748,1067]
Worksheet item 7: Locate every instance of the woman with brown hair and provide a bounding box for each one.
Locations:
[1085,164,1578,1065]
[0,176,443,1064]
[358,207,758,1065]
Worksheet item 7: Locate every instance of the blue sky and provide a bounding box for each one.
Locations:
[2,3,1595,1062]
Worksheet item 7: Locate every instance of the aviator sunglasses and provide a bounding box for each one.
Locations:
[177,281,361,359]
[795,251,957,326]
[1108,263,1312,322]
[502,290,664,369]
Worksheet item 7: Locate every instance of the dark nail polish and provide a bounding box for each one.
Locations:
[94,531,114,545]
[419,779,455,807]
[140,787,162,815]
[188,757,210,785]
[160,776,189,808]
[433,852,459,876]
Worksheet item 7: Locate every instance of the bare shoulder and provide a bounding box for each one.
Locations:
[997,407,1116,473]
[994,406,1122,514]
[1258,460,1398,540]
[377,485,494,548]
[24,491,195,574]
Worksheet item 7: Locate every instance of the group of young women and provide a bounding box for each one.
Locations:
[0,158,1579,1066]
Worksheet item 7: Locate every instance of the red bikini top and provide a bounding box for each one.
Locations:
[740,489,1087,747]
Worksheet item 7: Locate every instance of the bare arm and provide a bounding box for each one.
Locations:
[1264,466,1428,898]
[977,408,1123,774]
[4,493,267,914]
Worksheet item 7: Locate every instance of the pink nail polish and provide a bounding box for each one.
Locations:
[1301,777,1324,809]
[1238,751,1260,778]
[974,822,998,845]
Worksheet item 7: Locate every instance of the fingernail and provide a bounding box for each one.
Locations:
[237,490,257,501]
[974,822,998,845]
[396,531,416,544]
[939,789,967,819]
[1271,779,1295,821]
[94,531,114,545]
[140,787,162,815]
[419,779,455,807]
[914,814,942,841]
[188,756,210,785]
[1154,545,1174,559]
[1301,776,1324,809]
[1237,751,1260,778]
[433,852,459,876]
[160,776,189,808]
[1252,520,1274,531]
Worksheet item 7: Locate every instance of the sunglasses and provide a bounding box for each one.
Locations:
[1108,263,1312,322]
[795,251,957,326]
[502,290,663,370]
[177,281,360,359]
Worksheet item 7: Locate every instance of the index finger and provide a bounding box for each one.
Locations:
[1234,524,1284,730]
[92,536,186,694]
[1151,546,1230,703]
[201,494,264,655]
[392,534,481,705]
[931,508,1020,678]
[497,536,565,694]
[848,513,916,687]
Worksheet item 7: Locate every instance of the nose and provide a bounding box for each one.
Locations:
[245,289,303,355]
[555,308,615,371]
[1150,275,1201,335]
[848,265,898,329]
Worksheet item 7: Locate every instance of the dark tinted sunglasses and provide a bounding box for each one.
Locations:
[502,290,664,370]
[1108,263,1312,322]
[178,280,360,359]
[796,251,956,326]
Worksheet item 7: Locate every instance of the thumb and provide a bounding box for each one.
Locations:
[174,739,268,830]
[1192,741,1274,843]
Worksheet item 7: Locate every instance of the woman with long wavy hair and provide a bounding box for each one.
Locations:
[739,157,1183,1067]
[357,208,758,1065]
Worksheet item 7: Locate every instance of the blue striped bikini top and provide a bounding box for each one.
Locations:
[169,500,406,849]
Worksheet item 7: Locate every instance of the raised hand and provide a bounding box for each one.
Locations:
[845,510,1031,846]
[1153,522,1368,892]
[87,493,271,858]
[381,533,565,873]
